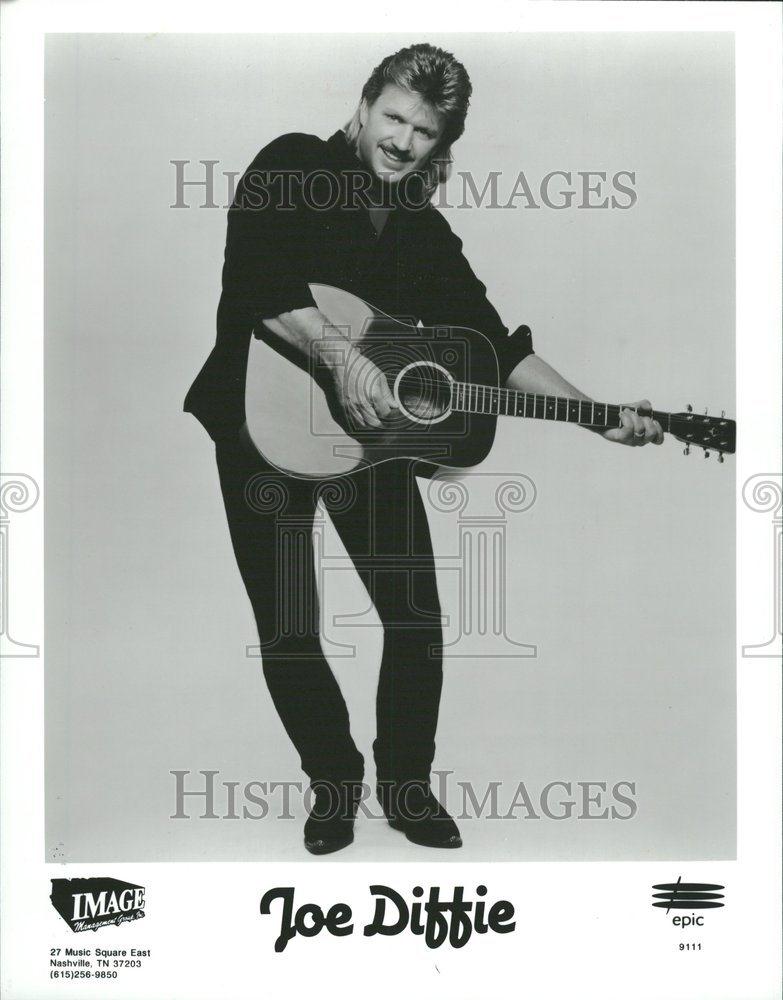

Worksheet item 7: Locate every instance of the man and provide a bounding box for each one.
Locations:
[184,43,663,855]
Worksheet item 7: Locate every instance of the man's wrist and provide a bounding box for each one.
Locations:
[313,336,358,374]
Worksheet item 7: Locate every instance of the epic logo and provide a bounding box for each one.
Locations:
[50,877,146,933]
[671,914,705,928]
[651,879,725,928]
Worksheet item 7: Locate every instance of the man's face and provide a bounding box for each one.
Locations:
[357,83,445,183]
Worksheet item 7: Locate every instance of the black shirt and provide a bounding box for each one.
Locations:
[184,130,534,441]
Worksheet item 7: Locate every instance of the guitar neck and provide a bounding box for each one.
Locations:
[450,382,671,431]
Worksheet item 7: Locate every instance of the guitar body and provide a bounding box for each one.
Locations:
[244,283,737,475]
[244,283,499,479]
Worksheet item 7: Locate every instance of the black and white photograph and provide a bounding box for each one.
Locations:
[44,28,739,863]
[1,2,780,998]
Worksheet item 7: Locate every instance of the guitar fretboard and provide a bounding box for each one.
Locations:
[450,382,672,430]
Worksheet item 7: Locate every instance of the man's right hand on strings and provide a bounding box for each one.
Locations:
[328,346,398,429]
[262,306,398,429]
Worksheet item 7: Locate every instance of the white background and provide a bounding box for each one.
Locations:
[1,1,780,998]
[43,29,735,863]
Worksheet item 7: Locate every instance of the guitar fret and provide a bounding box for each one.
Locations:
[453,384,678,443]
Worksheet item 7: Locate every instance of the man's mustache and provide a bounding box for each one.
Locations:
[380,144,414,162]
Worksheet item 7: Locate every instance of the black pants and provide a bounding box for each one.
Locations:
[215,433,444,786]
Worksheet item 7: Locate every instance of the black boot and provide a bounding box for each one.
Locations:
[377,779,462,849]
[303,779,364,855]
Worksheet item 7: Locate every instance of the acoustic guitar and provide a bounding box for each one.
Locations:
[244,283,736,479]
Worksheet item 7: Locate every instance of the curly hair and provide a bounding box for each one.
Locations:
[343,43,472,198]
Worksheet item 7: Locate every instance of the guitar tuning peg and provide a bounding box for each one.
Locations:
[704,450,710,459]
[686,404,693,413]
[718,452,724,463]
[683,444,690,456]
[721,410,725,418]
[704,408,709,415]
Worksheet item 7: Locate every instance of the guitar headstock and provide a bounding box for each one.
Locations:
[670,405,736,461]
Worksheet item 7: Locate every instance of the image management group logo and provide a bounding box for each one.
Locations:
[50,877,146,933]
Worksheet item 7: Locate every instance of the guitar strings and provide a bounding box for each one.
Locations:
[393,375,665,421]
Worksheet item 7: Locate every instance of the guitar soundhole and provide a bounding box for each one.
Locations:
[396,363,452,425]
